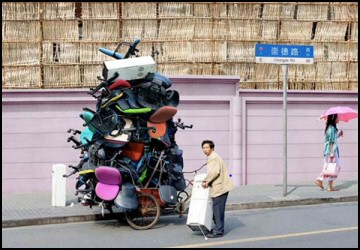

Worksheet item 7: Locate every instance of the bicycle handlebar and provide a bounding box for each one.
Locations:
[174,118,193,130]
[63,165,80,178]
[87,72,119,97]
[67,129,81,135]
[99,38,141,60]
[98,47,123,59]
[63,153,89,177]
[67,136,80,146]
[124,38,141,59]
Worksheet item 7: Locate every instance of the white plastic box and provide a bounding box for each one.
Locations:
[102,56,156,81]
[186,173,213,232]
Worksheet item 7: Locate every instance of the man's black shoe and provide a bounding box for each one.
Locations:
[206,233,223,238]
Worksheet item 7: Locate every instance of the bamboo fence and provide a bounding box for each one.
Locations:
[227,3,261,19]
[297,3,329,21]
[212,3,227,18]
[261,21,278,40]
[261,3,281,20]
[193,3,212,17]
[226,42,256,62]
[191,42,212,62]
[43,65,80,88]
[42,20,79,41]
[158,19,195,40]
[189,63,213,75]
[228,20,262,40]
[314,22,348,41]
[82,3,119,19]
[282,4,297,19]
[82,64,103,87]
[193,19,213,39]
[2,2,39,20]
[2,42,40,66]
[42,2,75,20]
[349,63,358,81]
[135,42,154,58]
[213,41,227,62]
[318,62,334,80]
[42,42,79,64]
[79,42,118,63]
[158,3,194,17]
[2,66,41,88]
[157,63,192,75]
[351,22,358,41]
[349,43,358,61]
[330,3,358,21]
[122,3,156,18]
[157,41,192,62]
[122,20,157,40]
[279,21,313,41]
[213,20,228,40]
[2,21,40,42]
[82,20,119,41]
[1,2,358,91]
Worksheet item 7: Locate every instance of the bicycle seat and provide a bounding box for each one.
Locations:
[137,82,168,111]
[147,121,166,138]
[114,182,139,210]
[109,79,131,90]
[166,90,179,107]
[121,142,145,162]
[80,127,94,144]
[95,166,122,201]
[159,185,177,205]
[116,103,152,114]
[149,106,178,123]
[145,72,172,89]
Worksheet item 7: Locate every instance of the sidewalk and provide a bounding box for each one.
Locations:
[2,179,358,228]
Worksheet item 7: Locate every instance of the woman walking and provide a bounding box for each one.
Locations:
[315,113,343,191]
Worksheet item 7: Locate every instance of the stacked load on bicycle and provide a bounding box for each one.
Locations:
[65,39,193,216]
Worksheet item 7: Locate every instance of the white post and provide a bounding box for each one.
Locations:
[52,164,67,206]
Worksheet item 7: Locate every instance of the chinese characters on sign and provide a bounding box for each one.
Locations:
[255,44,314,64]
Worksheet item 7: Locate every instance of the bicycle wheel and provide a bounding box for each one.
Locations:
[125,192,160,230]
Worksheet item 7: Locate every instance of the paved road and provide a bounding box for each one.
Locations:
[3,180,358,228]
[2,202,358,248]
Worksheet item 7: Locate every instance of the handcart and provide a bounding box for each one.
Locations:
[123,159,207,230]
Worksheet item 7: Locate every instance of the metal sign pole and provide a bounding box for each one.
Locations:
[282,64,288,197]
[255,44,313,197]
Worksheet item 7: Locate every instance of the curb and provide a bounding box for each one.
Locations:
[226,196,358,210]
[2,213,116,229]
[2,196,358,228]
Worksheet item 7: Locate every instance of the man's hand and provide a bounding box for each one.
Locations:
[201,181,208,188]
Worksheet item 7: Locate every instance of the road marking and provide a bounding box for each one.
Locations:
[169,226,358,248]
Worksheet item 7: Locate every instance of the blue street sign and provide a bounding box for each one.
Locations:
[255,44,314,64]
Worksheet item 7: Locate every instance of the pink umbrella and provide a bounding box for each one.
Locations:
[319,106,358,122]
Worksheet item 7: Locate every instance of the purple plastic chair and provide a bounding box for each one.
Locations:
[95,166,122,201]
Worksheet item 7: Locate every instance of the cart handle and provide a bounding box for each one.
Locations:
[182,163,207,174]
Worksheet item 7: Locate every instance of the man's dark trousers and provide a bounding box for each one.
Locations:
[212,191,229,235]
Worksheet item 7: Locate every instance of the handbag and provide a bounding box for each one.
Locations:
[322,160,339,177]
